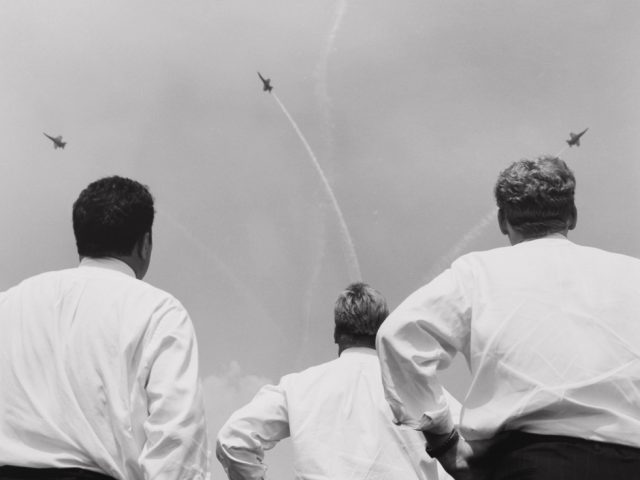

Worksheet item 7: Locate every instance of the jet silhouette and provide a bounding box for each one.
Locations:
[566,128,589,147]
[257,72,273,93]
[43,133,66,149]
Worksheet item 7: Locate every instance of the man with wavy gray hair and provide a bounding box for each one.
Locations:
[377,156,640,479]
[217,282,459,480]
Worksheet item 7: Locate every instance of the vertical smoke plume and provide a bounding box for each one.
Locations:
[314,0,347,160]
[296,1,351,365]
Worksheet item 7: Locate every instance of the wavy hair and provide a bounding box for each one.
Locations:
[494,156,576,237]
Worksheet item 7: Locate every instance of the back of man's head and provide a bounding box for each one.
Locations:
[494,156,576,238]
[334,282,389,349]
[73,176,155,258]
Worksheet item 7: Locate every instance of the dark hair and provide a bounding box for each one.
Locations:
[334,282,389,345]
[494,156,576,237]
[73,176,155,257]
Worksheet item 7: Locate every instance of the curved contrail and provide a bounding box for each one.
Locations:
[425,207,498,282]
[296,0,351,365]
[272,92,362,282]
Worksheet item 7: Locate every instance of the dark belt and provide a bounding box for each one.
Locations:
[0,467,116,480]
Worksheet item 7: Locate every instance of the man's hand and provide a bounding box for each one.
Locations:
[436,434,480,480]
[424,430,490,480]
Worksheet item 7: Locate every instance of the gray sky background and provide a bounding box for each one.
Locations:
[1,1,639,477]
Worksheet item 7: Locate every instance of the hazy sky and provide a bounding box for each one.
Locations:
[1,1,639,477]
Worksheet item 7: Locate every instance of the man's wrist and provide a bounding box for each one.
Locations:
[424,428,460,458]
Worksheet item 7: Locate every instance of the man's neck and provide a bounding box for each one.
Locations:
[508,229,568,245]
[79,256,136,277]
[338,340,376,356]
[80,254,143,279]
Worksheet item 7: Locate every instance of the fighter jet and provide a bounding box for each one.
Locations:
[566,128,589,147]
[257,72,273,93]
[43,133,66,149]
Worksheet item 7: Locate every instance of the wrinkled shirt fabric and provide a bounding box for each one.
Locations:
[0,257,210,480]
[377,235,640,446]
[217,347,459,480]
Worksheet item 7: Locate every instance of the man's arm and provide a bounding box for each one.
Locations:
[376,267,471,432]
[140,301,210,480]
[376,265,475,477]
[216,383,290,480]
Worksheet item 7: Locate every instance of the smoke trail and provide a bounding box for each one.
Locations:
[314,0,347,159]
[271,92,362,281]
[554,145,569,158]
[425,207,498,282]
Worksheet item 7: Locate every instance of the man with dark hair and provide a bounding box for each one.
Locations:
[216,282,459,480]
[377,156,640,479]
[72,176,156,263]
[0,176,209,480]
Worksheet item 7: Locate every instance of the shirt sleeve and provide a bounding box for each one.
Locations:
[376,264,472,434]
[216,382,290,480]
[139,299,210,480]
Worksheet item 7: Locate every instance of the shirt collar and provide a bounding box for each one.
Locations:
[339,347,378,358]
[78,257,136,278]
[517,232,572,245]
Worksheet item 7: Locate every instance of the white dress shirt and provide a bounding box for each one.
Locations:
[216,347,459,480]
[0,257,210,480]
[377,234,640,447]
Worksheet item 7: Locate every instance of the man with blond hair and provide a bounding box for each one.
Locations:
[218,282,459,479]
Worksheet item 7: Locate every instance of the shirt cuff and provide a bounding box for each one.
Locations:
[417,406,454,434]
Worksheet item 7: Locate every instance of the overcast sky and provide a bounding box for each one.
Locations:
[1,0,639,477]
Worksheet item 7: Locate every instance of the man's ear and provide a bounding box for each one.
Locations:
[498,208,509,235]
[568,205,578,231]
[138,231,152,260]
